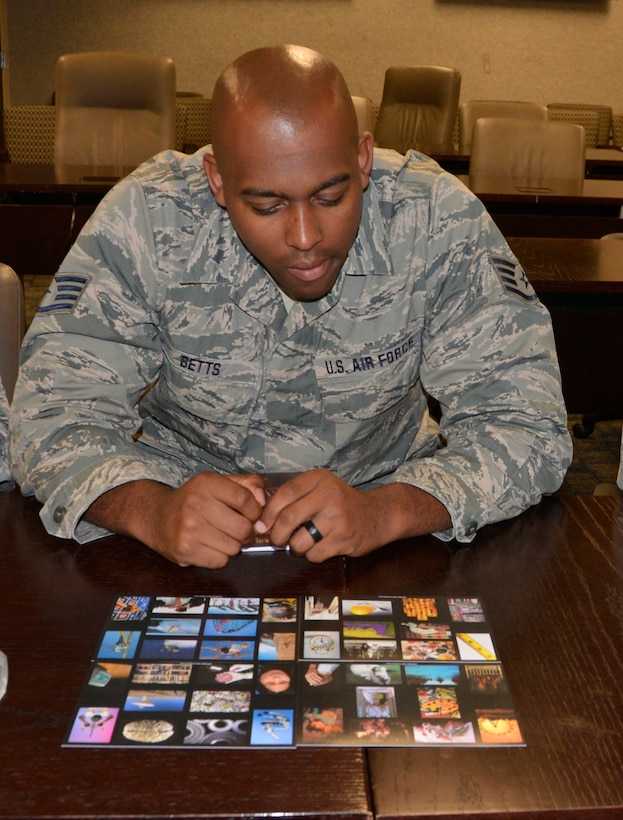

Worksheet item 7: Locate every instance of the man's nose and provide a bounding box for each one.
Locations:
[285,204,322,250]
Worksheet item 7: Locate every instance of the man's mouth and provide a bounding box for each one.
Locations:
[287,259,330,282]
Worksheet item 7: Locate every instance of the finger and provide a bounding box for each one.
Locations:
[197,473,265,527]
[262,494,322,548]
[219,475,265,517]
[259,471,320,531]
[231,473,268,507]
[164,511,247,568]
[164,476,261,562]
[287,519,327,557]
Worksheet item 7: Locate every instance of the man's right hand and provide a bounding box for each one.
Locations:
[84,473,267,568]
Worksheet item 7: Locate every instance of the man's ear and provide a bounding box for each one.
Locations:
[357,131,374,191]
[203,152,226,207]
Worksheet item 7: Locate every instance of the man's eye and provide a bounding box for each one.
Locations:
[251,204,281,215]
[317,195,344,207]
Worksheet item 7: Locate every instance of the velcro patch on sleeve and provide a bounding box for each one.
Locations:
[489,255,538,302]
[37,273,91,315]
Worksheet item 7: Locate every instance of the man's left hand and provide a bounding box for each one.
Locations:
[255,468,451,562]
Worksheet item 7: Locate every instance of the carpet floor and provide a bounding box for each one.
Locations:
[22,274,622,496]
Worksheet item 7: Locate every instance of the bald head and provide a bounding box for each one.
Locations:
[210,45,359,160]
[203,45,374,302]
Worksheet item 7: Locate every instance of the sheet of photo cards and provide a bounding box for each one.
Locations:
[64,594,524,749]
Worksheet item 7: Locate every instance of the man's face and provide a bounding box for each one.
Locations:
[204,111,373,302]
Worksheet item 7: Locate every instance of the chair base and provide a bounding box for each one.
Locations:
[572,412,621,439]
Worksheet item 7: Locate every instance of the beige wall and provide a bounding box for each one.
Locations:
[5,0,623,114]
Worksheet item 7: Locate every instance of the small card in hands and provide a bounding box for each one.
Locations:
[243,472,300,552]
[0,650,7,702]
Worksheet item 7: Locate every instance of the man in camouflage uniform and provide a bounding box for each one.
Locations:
[9,45,572,567]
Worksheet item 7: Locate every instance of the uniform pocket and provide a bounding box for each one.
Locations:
[161,346,261,426]
[315,335,419,422]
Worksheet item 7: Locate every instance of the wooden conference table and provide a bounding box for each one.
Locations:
[432,145,623,179]
[0,164,132,279]
[0,162,134,194]
[507,236,623,418]
[4,161,623,278]
[457,174,623,238]
[508,235,623,293]
[1,489,623,819]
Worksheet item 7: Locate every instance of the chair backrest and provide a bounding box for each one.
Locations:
[547,103,612,147]
[178,96,212,151]
[459,100,549,150]
[374,65,461,154]
[611,112,623,147]
[4,105,56,163]
[54,51,176,166]
[351,96,374,135]
[469,118,586,180]
[0,263,25,402]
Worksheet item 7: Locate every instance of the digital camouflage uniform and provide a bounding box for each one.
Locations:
[9,148,572,543]
[0,381,12,490]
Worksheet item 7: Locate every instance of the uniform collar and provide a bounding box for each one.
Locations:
[182,180,393,330]
[344,179,394,278]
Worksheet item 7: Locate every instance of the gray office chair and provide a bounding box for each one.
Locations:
[374,65,461,154]
[54,51,176,166]
[459,100,549,151]
[0,263,25,402]
[469,118,586,180]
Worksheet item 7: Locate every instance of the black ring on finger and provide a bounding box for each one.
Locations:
[301,519,324,544]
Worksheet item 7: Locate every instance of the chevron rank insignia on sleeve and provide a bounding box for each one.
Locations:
[489,255,538,302]
[37,273,91,315]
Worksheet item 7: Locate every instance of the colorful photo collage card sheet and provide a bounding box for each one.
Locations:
[64,594,524,749]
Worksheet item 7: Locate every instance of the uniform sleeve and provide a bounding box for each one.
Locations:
[8,177,187,542]
[386,171,573,542]
[0,379,13,491]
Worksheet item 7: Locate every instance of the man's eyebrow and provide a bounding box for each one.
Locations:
[317,173,351,191]
[241,174,351,198]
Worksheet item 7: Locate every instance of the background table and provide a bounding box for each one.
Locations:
[1,490,623,818]
[5,160,623,278]
[508,235,623,293]
[507,236,623,419]
[458,174,623,238]
[432,146,623,180]
[0,164,128,279]
[0,163,132,194]
[584,147,623,179]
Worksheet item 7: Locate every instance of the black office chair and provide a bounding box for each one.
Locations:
[573,413,621,439]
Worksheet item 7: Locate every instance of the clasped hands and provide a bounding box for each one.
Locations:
[151,467,384,569]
